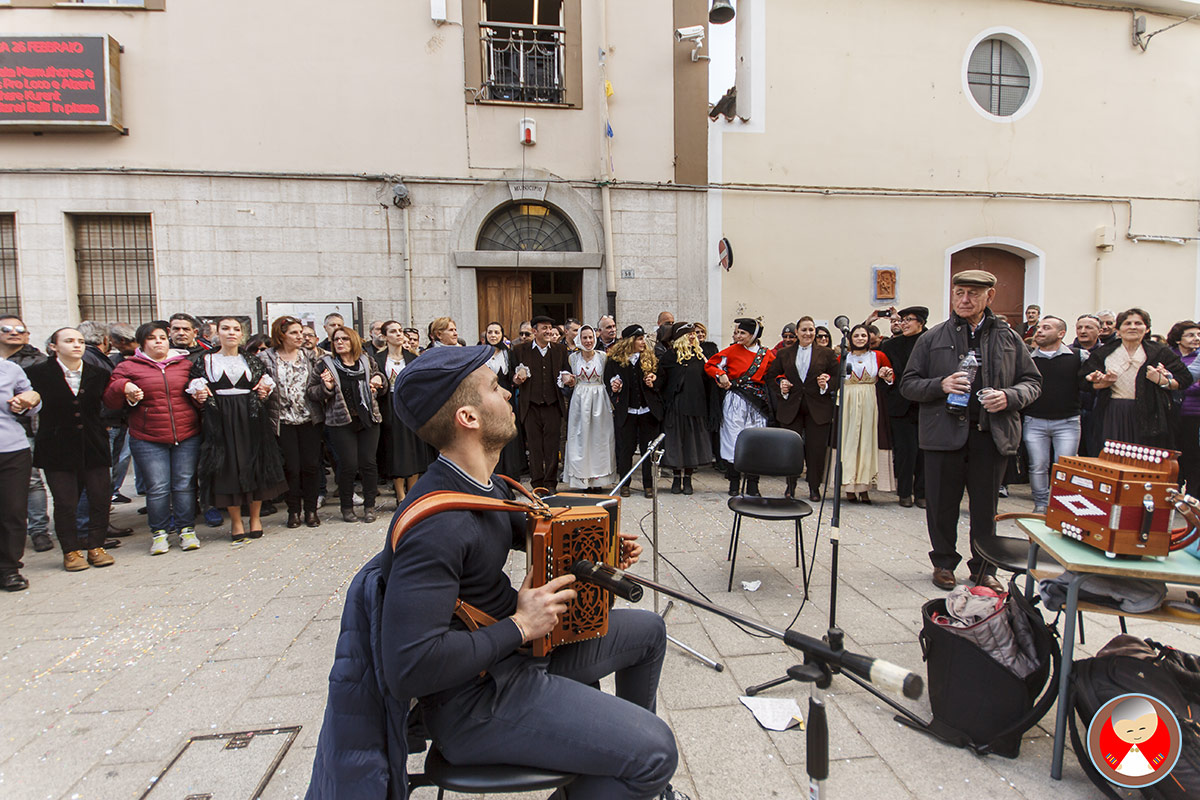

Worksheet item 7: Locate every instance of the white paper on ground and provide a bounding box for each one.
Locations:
[738,695,805,731]
[741,580,762,592]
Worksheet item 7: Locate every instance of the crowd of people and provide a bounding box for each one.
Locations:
[2,275,1199,596]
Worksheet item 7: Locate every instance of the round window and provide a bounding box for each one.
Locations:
[963,29,1041,121]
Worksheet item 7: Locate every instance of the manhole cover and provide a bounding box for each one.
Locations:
[140,726,301,800]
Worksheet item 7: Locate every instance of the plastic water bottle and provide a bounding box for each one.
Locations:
[946,350,979,414]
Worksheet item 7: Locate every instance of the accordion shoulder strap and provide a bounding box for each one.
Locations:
[387,484,540,634]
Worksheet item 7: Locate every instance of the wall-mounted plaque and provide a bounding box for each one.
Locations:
[872,265,897,304]
[0,34,123,133]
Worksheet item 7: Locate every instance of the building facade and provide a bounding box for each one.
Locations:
[0,0,712,342]
[711,0,1200,340]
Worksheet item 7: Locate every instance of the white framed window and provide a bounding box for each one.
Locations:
[962,28,1041,123]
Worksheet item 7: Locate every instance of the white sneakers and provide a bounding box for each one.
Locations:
[179,527,200,551]
[150,528,200,555]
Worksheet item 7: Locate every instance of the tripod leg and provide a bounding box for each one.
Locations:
[728,515,742,592]
[798,520,809,597]
[744,674,793,696]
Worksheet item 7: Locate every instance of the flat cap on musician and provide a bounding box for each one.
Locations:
[898,305,929,324]
[952,270,997,288]
[392,344,493,431]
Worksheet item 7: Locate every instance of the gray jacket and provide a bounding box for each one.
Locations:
[319,354,384,427]
[900,311,1041,455]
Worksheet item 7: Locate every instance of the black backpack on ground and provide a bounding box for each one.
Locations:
[1068,635,1200,798]
[896,577,1061,758]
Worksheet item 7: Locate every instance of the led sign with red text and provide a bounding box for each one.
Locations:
[0,35,123,132]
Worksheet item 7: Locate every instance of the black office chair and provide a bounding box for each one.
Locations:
[409,746,576,798]
[726,428,814,592]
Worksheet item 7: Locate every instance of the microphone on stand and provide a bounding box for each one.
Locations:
[832,315,851,336]
[571,561,644,602]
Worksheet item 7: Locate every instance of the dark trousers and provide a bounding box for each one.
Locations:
[423,609,676,800]
[326,424,380,510]
[524,403,562,491]
[279,422,323,514]
[782,407,831,494]
[923,426,1007,577]
[44,466,110,553]
[0,449,31,574]
[616,413,661,490]
[1179,415,1200,496]
[890,412,925,500]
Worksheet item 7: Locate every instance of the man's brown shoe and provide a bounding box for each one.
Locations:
[977,574,1005,593]
[87,547,115,567]
[932,568,956,590]
[64,550,89,571]
[899,496,914,508]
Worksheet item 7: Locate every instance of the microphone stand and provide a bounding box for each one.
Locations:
[742,322,892,706]
[573,563,924,799]
[610,435,724,672]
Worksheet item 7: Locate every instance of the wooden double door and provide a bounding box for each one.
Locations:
[950,247,1027,324]
[477,269,582,340]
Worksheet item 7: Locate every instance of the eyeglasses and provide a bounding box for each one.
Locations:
[901,316,921,323]
[0,325,27,334]
[815,333,830,339]
[519,331,533,338]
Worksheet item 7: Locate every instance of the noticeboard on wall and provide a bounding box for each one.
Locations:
[0,34,123,133]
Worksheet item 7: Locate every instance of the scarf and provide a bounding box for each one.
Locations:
[332,356,373,422]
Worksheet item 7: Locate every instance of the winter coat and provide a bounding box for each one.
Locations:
[1079,338,1192,448]
[104,350,201,444]
[24,358,111,470]
[900,310,1042,456]
[319,354,385,428]
[307,552,411,800]
[604,353,664,425]
[4,344,47,435]
[258,347,327,434]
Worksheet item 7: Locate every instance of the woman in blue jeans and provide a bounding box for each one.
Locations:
[104,321,205,555]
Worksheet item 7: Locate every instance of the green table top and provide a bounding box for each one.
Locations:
[1018,518,1200,585]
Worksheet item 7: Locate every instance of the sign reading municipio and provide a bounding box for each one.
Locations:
[0,35,122,132]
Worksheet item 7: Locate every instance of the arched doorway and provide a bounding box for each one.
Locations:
[475,202,583,339]
[950,246,1028,324]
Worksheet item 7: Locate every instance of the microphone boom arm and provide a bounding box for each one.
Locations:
[573,561,924,701]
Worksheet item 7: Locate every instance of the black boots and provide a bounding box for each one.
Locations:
[682,472,693,495]
[744,476,761,497]
[727,470,741,496]
[671,473,683,494]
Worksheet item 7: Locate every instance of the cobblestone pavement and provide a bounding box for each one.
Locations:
[2,471,1198,799]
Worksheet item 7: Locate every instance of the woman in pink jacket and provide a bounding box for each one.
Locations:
[104,321,204,556]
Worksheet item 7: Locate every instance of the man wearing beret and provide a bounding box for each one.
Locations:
[881,306,929,509]
[375,345,685,799]
[901,271,1042,591]
[510,315,571,492]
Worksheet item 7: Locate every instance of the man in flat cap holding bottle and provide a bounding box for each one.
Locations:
[901,271,1041,592]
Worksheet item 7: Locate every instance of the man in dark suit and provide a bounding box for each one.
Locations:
[765,316,840,501]
[511,315,572,492]
[881,306,928,508]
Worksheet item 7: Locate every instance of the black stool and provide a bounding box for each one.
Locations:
[409,745,576,798]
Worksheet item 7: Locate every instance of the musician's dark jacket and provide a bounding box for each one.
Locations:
[24,358,111,471]
[764,344,840,427]
[308,456,527,799]
[603,353,664,426]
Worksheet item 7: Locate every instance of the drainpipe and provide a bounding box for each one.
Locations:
[599,0,617,318]
[403,204,415,327]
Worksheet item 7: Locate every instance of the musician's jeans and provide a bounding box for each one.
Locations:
[1022,415,1080,509]
[423,609,676,800]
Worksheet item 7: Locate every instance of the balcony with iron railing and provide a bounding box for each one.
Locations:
[480,22,565,104]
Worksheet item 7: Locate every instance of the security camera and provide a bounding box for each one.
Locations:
[674,26,705,43]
